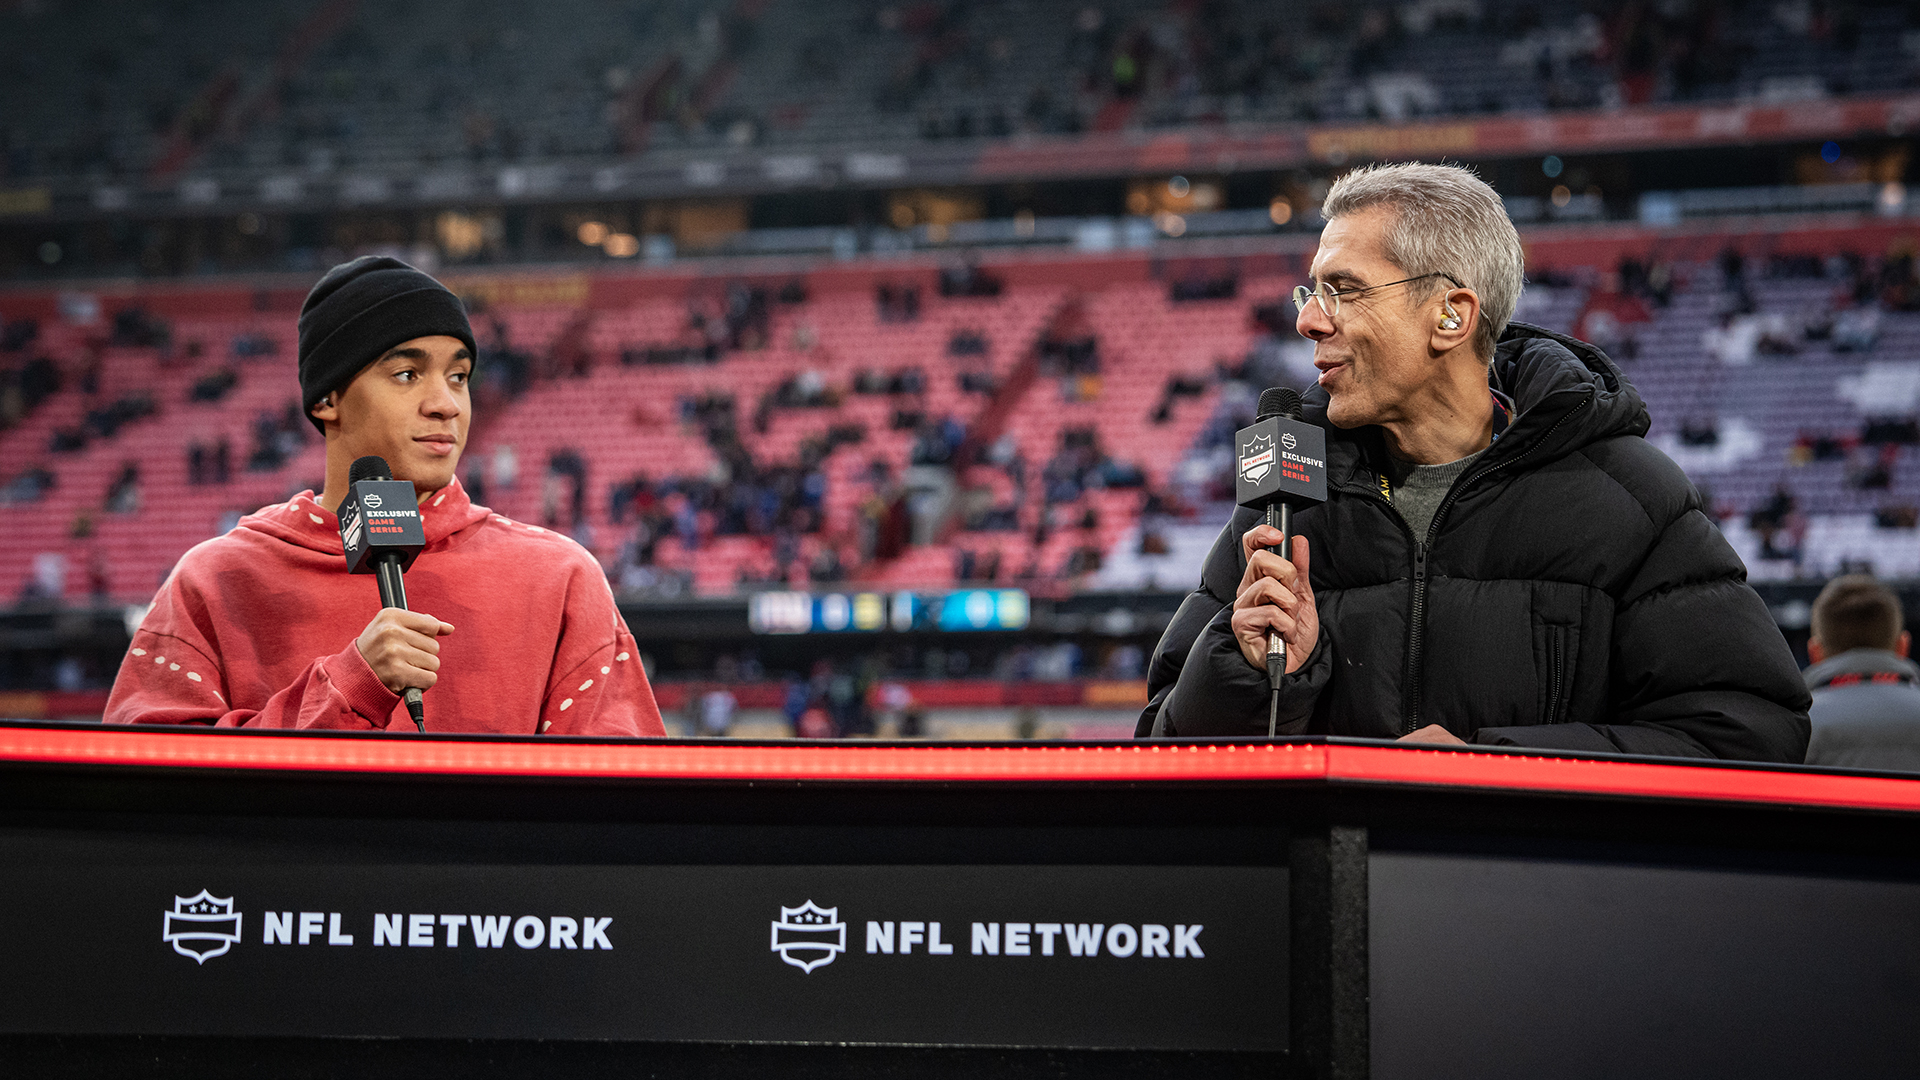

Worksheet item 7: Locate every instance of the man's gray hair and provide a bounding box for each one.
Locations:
[1322,162,1524,359]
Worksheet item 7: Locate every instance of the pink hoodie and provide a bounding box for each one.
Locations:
[105,479,664,736]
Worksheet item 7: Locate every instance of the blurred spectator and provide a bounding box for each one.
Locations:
[1861,417,1919,447]
[782,676,811,733]
[186,438,230,486]
[939,262,1003,298]
[829,667,873,736]
[0,355,60,430]
[1041,426,1143,503]
[21,552,66,601]
[1679,417,1720,447]
[1875,504,1919,530]
[609,472,652,524]
[875,283,921,323]
[1150,373,1208,424]
[1717,247,1745,292]
[0,466,55,505]
[797,704,835,738]
[246,402,310,471]
[545,448,589,527]
[54,655,85,692]
[1803,574,1920,770]
[1101,643,1145,679]
[809,544,845,583]
[229,331,277,360]
[1748,485,1803,562]
[86,551,110,600]
[948,329,989,356]
[0,316,40,352]
[1169,274,1239,302]
[1833,305,1881,353]
[1038,334,1099,377]
[84,393,157,440]
[910,414,966,465]
[1852,443,1898,491]
[190,368,239,402]
[699,687,738,737]
[491,443,519,491]
[105,462,140,514]
[109,306,169,349]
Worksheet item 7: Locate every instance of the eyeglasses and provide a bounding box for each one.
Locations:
[1292,271,1464,320]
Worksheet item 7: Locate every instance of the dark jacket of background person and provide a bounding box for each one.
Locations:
[1138,323,1811,762]
[1804,649,1920,770]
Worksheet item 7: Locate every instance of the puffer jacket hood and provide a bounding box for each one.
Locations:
[1302,321,1651,496]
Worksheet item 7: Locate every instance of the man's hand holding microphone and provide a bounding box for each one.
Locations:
[1231,526,1316,675]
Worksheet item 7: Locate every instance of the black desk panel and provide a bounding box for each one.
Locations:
[3,724,1920,1079]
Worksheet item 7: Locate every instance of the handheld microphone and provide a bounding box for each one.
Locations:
[1234,387,1329,735]
[339,455,430,731]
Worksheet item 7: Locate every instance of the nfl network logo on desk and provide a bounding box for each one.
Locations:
[159,887,613,965]
[771,901,847,973]
[163,890,242,964]
[770,900,1204,974]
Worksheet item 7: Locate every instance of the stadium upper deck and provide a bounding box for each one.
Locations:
[6,0,1917,182]
[2,0,1917,258]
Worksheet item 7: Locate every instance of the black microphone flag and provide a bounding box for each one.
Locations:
[341,457,426,575]
[1235,392,1327,510]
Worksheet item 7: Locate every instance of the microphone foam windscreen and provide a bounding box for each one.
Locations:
[1257,387,1303,421]
[349,455,394,483]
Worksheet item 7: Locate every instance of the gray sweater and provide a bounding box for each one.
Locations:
[1803,648,1920,771]
[1385,450,1485,541]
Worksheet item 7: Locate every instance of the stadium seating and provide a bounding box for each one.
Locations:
[5,224,1920,606]
[5,0,1916,183]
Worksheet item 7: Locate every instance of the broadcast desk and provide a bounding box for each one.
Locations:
[3,722,1919,1080]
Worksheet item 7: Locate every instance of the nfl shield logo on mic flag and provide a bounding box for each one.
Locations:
[771,901,846,973]
[1239,432,1275,484]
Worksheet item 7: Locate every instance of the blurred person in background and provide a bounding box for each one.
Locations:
[699,686,738,738]
[1804,574,1920,770]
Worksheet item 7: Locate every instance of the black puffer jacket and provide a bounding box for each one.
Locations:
[1139,322,1811,762]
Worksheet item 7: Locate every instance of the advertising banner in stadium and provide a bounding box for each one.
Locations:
[0,853,1286,1050]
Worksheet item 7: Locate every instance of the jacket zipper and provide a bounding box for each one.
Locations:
[1400,393,1594,734]
[1545,625,1566,725]
[1405,541,1428,733]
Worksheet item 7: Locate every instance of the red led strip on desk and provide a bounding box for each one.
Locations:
[1,724,1919,814]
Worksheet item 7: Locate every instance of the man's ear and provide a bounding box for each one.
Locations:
[1432,287,1480,355]
[1898,631,1911,659]
[309,393,338,428]
[1807,637,1826,664]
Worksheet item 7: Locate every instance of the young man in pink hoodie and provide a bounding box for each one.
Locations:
[106,257,664,736]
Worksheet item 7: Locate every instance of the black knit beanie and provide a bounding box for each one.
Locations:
[297,256,477,432]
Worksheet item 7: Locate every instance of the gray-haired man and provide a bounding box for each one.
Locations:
[1140,162,1809,760]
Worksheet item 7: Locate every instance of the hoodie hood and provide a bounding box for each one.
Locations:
[1302,320,1650,491]
[237,476,492,557]
[1805,647,1920,691]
